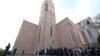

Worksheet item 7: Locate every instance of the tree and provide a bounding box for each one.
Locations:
[97,34,100,43]
[94,14,100,33]
[0,48,4,56]
[0,51,3,56]
[94,14,100,22]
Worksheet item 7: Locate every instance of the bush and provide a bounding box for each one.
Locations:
[0,51,3,56]
[97,34,100,43]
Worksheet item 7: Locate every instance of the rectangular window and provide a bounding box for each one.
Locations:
[52,40,54,45]
[45,4,48,11]
[38,27,41,42]
[50,27,52,36]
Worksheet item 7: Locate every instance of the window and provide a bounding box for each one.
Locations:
[38,26,41,42]
[50,27,52,36]
[87,21,90,24]
[53,40,54,44]
[45,3,48,11]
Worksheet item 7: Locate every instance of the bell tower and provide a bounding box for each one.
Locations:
[13,0,82,54]
[38,0,57,50]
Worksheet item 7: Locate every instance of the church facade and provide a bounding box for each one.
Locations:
[77,17,99,45]
[13,0,82,54]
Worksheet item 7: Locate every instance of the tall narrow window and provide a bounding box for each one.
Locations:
[38,26,41,42]
[45,3,48,11]
[53,40,54,44]
[50,27,52,36]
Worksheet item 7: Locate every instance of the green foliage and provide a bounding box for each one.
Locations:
[97,34,100,43]
[0,51,3,56]
[0,48,4,56]
[95,14,100,22]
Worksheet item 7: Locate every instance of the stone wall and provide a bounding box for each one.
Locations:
[13,20,38,54]
[56,17,82,48]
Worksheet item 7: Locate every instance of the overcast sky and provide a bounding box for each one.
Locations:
[0,0,100,50]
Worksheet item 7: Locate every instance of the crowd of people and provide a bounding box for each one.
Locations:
[2,43,100,56]
[37,46,100,56]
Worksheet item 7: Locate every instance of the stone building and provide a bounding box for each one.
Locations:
[77,17,99,45]
[13,0,82,54]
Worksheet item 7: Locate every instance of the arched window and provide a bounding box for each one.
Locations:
[45,3,48,11]
[87,21,90,24]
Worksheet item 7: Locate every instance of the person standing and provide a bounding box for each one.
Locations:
[2,43,11,56]
[12,48,17,56]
